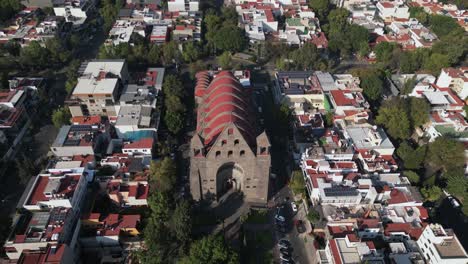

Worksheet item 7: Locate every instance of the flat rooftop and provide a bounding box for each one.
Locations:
[345,126,394,150]
[73,78,118,95]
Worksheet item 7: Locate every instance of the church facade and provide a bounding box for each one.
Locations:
[189,71,271,204]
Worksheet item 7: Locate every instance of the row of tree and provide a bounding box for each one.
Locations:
[275,43,328,71]
[375,97,430,140]
[397,137,468,213]
[162,75,187,135]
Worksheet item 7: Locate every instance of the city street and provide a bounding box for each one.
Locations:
[270,187,317,264]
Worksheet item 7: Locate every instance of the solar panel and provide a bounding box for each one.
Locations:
[324,187,359,197]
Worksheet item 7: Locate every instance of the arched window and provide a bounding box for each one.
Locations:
[215,151,221,157]
[240,150,245,156]
[221,139,227,146]
[234,139,239,145]
[228,150,233,157]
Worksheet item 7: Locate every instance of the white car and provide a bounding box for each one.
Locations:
[291,202,298,213]
[275,215,285,222]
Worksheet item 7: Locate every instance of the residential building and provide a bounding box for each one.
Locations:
[416,223,468,264]
[105,20,146,46]
[107,180,149,206]
[376,1,410,21]
[22,170,89,211]
[317,235,384,264]
[273,71,325,111]
[4,208,78,260]
[436,67,468,100]
[53,0,95,27]
[167,0,199,12]
[114,105,158,139]
[150,25,168,43]
[69,60,129,117]
[80,213,141,246]
[51,125,108,157]
[190,71,271,204]
[122,137,154,156]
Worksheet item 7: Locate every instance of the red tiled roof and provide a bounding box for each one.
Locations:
[384,223,426,239]
[28,176,49,205]
[71,116,101,125]
[330,90,356,106]
[346,234,359,242]
[195,71,255,145]
[416,206,429,219]
[123,138,154,149]
[328,225,354,238]
[388,189,413,204]
[329,239,343,264]
[357,218,380,230]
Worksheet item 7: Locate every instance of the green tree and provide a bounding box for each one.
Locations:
[165,111,185,134]
[150,158,177,193]
[52,107,71,128]
[163,74,185,98]
[0,0,21,22]
[289,170,306,197]
[309,0,330,19]
[421,185,442,201]
[148,44,162,65]
[100,0,123,31]
[358,42,370,58]
[182,42,201,62]
[403,170,421,185]
[397,143,427,170]
[446,173,468,199]
[162,41,181,65]
[218,51,232,69]
[409,97,430,128]
[426,137,465,175]
[375,42,397,65]
[45,37,71,64]
[171,200,192,246]
[212,26,246,52]
[179,235,239,264]
[306,209,320,223]
[360,71,384,102]
[429,14,464,38]
[324,112,334,127]
[401,76,417,95]
[422,53,450,75]
[290,43,321,70]
[20,41,50,69]
[376,98,411,140]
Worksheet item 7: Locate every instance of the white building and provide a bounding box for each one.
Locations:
[436,67,468,100]
[167,0,199,12]
[416,224,468,264]
[376,1,410,21]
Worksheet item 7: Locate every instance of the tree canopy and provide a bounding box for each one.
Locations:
[150,158,177,193]
[0,0,21,22]
[52,107,71,128]
[426,137,465,175]
[178,235,239,264]
[376,98,411,140]
[289,170,306,197]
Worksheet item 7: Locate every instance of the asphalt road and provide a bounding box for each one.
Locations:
[271,187,316,264]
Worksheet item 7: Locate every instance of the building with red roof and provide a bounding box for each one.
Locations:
[81,213,141,246]
[3,208,75,260]
[22,171,88,211]
[318,236,383,264]
[190,71,271,203]
[122,137,154,156]
[107,180,149,206]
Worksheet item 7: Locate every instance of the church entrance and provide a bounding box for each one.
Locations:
[216,163,244,199]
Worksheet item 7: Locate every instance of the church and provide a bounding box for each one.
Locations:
[189,71,271,204]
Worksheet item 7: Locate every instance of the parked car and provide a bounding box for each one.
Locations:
[291,202,298,213]
[448,196,461,208]
[278,239,291,247]
[295,220,306,233]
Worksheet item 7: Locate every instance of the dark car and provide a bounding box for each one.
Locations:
[295,220,306,234]
[278,239,291,248]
